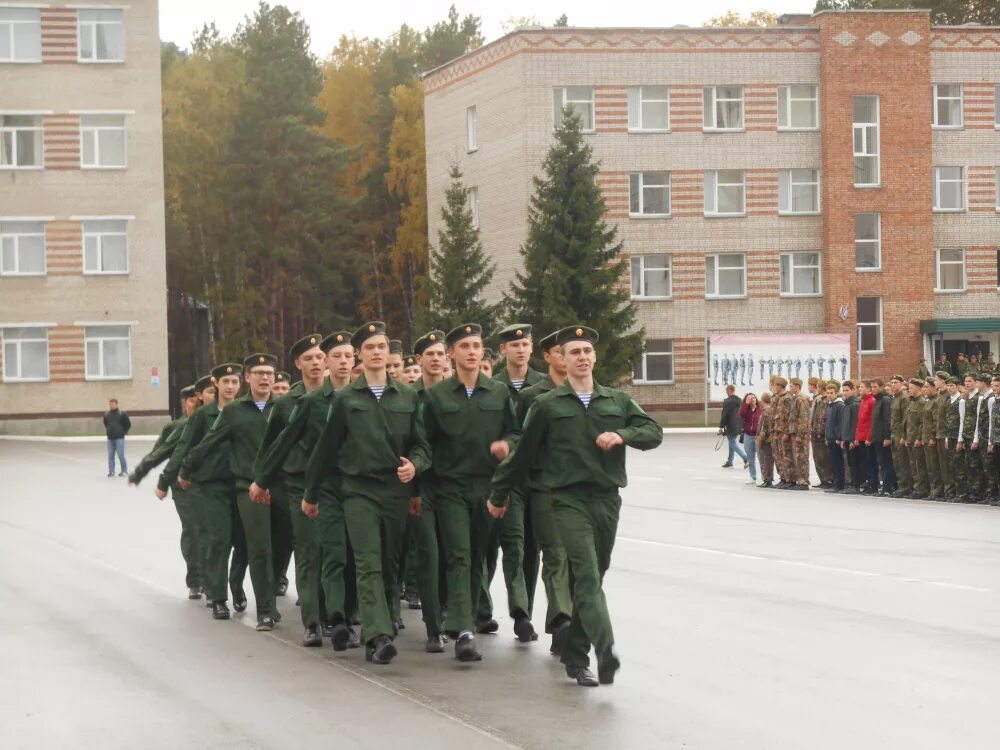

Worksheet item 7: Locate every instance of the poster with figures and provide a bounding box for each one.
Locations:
[707,333,851,402]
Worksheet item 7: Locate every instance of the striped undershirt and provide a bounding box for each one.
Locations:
[510,379,525,391]
[465,386,475,399]
[576,392,592,408]
[253,400,267,412]
[369,385,386,401]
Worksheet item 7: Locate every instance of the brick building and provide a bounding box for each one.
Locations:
[423,10,1000,415]
[0,2,169,433]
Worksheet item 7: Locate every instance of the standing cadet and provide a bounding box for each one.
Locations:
[920,380,943,500]
[889,375,912,498]
[184,354,279,631]
[985,376,1000,504]
[273,372,292,397]
[771,377,791,488]
[787,378,811,490]
[422,323,522,661]
[809,378,832,488]
[970,374,992,503]
[933,373,953,499]
[490,326,663,687]
[304,322,430,665]
[756,392,775,488]
[387,339,405,381]
[903,379,929,500]
[936,353,952,376]
[960,375,980,501]
[269,368,296,598]
[840,381,862,495]
[824,381,845,493]
[944,377,965,501]
[870,379,896,496]
[515,330,574,654]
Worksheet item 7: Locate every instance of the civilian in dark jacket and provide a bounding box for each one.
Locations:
[718,385,747,468]
[869,379,896,494]
[103,399,132,477]
[824,381,846,491]
[840,381,864,492]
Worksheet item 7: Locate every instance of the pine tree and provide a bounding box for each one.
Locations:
[506,109,644,383]
[425,165,500,334]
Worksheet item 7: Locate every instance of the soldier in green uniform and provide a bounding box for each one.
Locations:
[971,374,992,503]
[130,384,203,598]
[401,354,421,385]
[933,372,953,499]
[269,368,295,598]
[387,339,404,382]
[272,371,292,398]
[955,353,970,379]
[809,378,832,488]
[490,326,663,687]
[984,376,1000,504]
[889,375,912,498]
[920,380,942,499]
[959,375,980,501]
[944,376,965,501]
[422,323,522,661]
[183,353,279,631]
[516,330,574,654]
[304,322,431,665]
[903,379,929,500]
[916,359,931,379]
[935,353,952,376]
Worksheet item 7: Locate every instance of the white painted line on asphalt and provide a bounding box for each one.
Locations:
[619,535,994,593]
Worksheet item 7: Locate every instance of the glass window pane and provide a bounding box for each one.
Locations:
[704,171,717,212]
[553,88,564,124]
[853,96,877,123]
[856,213,878,240]
[718,185,743,214]
[22,340,47,378]
[630,257,641,295]
[790,99,816,128]
[1,242,13,273]
[859,325,879,351]
[703,88,713,127]
[95,21,123,60]
[720,269,744,296]
[856,242,879,269]
[87,324,130,338]
[571,102,592,130]
[718,100,742,128]
[103,338,130,376]
[2,341,16,377]
[19,234,44,273]
[82,130,96,165]
[780,255,790,293]
[84,219,126,234]
[646,353,673,382]
[940,180,962,209]
[15,129,41,166]
[794,267,818,294]
[99,127,126,165]
[0,28,10,60]
[778,86,789,128]
[84,236,98,271]
[12,16,41,60]
[79,23,94,59]
[857,297,879,323]
[642,100,669,129]
[645,267,670,297]
[86,340,101,376]
[855,155,877,185]
[792,184,817,212]
[101,234,127,271]
[705,257,715,294]
[629,174,640,214]
[940,263,963,289]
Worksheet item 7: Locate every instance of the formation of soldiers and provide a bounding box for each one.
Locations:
[753,365,1000,504]
[129,321,662,688]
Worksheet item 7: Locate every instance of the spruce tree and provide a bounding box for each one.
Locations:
[425,165,500,333]
[506,109,644,383]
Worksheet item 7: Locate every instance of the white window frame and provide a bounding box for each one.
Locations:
[0,219,46,276]
[779,251,822,297]
[629,171,671,218]
[853,95,880,188]
[0,113,43,170]
[627,86,670,133]
[932,84,963,129]
[468,187,479,230]
[552,86,595,133]
[854,212,881,272]
[630,254,672,300]
[703,85,744,131]
[857,296,883,354]
[83,324,132,380]
[1,324,49,382]
[704,170,746,217]
[633,339,675,385]
[705,253,747,299]
[466,105,476,152]
[80,113,127,169]
[0,7,42,63]
[935,248,966,293]
[933,166,966,212]
[778,169,821,215]
[77,8,125,63]
[82,218,129,275]
[777,84,818,131]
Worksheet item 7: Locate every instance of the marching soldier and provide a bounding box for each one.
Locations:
[272,371,292,397]
[387,339,405,381]
[889,375,912,498]
[787,378,811,490]
[402,354,421,385]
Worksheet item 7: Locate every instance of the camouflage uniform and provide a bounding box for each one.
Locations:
[985,394,998,499]
[810,394,832,485]
[934,387,953,496]
[945,392,965,492]
[969,389,988,499]
[788,391,812,486]
[757,404,775,484]
[772,391,792,484]
[961,390,981,499]
[890,390,912,494]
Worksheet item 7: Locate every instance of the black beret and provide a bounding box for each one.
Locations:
[211,363,242,381]
[403,354,419,368]
[320,331,352,353]
[389,339,403,355]
[537,330,559,352]
[179,385,197,399]
[910,378,925,387]
[290,333,323,360]
[194,374,214,392]
[243,353,278,371]
[276,371,290,383]
[445,323,483,347]
[555,325,599,347]
[414,330,446,355]
[496,323,532,342]
[351,321,387,350]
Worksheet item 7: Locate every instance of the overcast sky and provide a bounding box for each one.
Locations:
[159,0,819,57]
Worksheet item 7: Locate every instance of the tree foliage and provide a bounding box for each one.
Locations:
[704,10,779,27]
[813,0,999,24]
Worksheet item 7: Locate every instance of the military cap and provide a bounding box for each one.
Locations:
[211,362,242,381]
[483,347,496,361]
[243,353,278,371]
[276,371,290,383]
[890,373,905,383]
[414,330,446,355]
[446,323,483,347]
[555,325,599,347]
[537,330,559,352]
[948,376,960,385]
[403,354,419,368]
[389,339,403,355]
[351,321,387,350]
[934,371,949,381]
[789,377,803,387]
[320,331,352,353]
[496,323,532,342]
[807,377,819,386]
[975,372,991,384]
[773,376,788,387]
[290,333,323,360]
[910,378,925,387]
[194,374,214,392]
[180,385,197,399]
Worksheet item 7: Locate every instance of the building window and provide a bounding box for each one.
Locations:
[853,95,879,187]
[935,248,965,292]
[778,169,820,214]
[705,253,746,298]
[0,114,42,169]
[933,166,965,211]
[2,326,48,382]
[633,339,674,384]
[85,325,131,379]
[857,297,882,353]
[996,85,999,129]
[777,85,818,130]
[81,114,126,168]
[630,254,671,299]
[627,86,669,131]
[0,7,41,62]
[78,9,124,62]
[552,86,594,132]
[932,84,963,128]
[466,105,476,152]
[703,85,744,130]
[855,213,881,271]
[704,170,745,216]
[0,220,45,276]
[468,187,479,230]
[629,171,670,217]
[83,219,128,274]
[779,252,821,296]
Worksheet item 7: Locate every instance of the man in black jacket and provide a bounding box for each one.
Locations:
[824,381,845,492]
[103,398,132,477]
[870,379,896,495]
[839,381,862,494]
[718,385,746,468]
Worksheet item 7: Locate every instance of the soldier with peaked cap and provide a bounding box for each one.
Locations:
[889,375,913,497]
[304,322,431,665]
[787,378,811,490]
[421,323,522,662]
[903,379,929,500]
[770,376,792,488]
[272,371,292,397]
[490,326,662,687]
[184,353,280,631]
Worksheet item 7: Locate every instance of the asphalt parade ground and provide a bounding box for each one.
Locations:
[1,434,998,750]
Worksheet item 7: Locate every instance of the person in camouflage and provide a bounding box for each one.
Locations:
[771,377,792,488]
[903,379,929,500]
[985,375,1000,503]
[757,391,775,488]
[932,372,953,498]
[920,380,943,499]
[788,378,811,490]
[889,375,912,498]
[944,376,965,501]
[809,378,832,488]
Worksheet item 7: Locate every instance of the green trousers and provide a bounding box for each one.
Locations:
[436,480,494,634]
[284,479,320,629]
[909,443,928,496]
[172,485,203,589]
[936,440,953,495]
[316,488,357,626]
[893,441,912,493]
[950,444,967,492]
[342,493,407,644]
[967,447,984,497]
[925,442,942,497]
[235,491,277,619]
[199,480,243,603]
[523,492,540,617]
[398,514,420,594]
[480,491,530,621]
[555,491,620,670]
[269,481,294,590]
[411,492,444,638]
[986,448,999,497]
[529,490,573,632]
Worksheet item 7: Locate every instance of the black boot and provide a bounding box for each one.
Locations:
[212,601,230,620]
[302,625,322,647]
